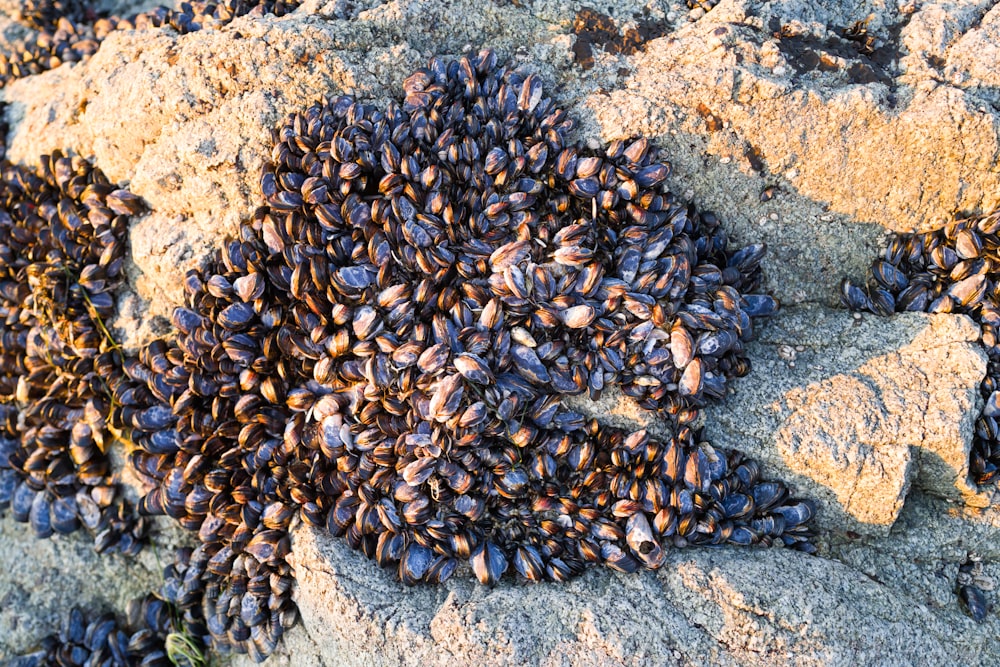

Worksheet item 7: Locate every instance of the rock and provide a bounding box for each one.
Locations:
[578,1,1000,306]
[0,0,559,344]
[281,504,1000,667]
[1,0,1000,665]
[5,0,998,322]
[569,306,989,536]
[701,306,990,534]
[5,493,998,666]
[0,513,187,658]
[832,490,1000,597]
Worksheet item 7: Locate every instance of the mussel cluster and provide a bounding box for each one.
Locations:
[10,559,209,667]
[81,49,817,661]
[0,0,303,88]
[841,209,1000,486]
[0,138,147,554]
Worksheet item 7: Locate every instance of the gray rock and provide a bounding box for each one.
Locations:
[282,507,1000,667]
[0,514,185,659]
[705,307,990,534]
[1,0,999,665]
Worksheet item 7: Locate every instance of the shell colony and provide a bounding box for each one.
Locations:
[1,0,303,88]
[118,48,814,660]
[1,4,818,665]
[0,137,147,556]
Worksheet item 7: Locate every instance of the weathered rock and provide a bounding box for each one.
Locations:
[831,490,1000,603]
[0,514,188,659]
[569,307,989,536]
[280,500,1000,667]
[1,0,1000,665]
[3,0,998,331]
[584,0,1000,232]
[0,0,557,344]
[703,307,990,534]
[5,491,998,666]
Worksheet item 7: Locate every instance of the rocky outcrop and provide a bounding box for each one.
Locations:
[2,0,1000,665]
[0,515,186,657]
[280,495,1000,667]
[705,308,991,531]
[568,308,991,536]
[4,0,1000,327]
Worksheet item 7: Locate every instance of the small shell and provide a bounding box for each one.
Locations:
[511,345,550,384]
[671,325,694,369]
[513,545,545,582]
[771,501,815,527]
[678,357,703,397]
[470,541,508,585]
[562,304,596,329]
[634,163,670,188]
[399,545,435,585]
[454,353,494,385]
[955,229,982,259]
[839,279,871,311]
[959,585,989,623]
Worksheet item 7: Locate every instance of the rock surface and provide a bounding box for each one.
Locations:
[280,496,1000,667]
[705,307,991,532]
[568,307,991,536]
[2,0,1000,665]
[0,514,188,659]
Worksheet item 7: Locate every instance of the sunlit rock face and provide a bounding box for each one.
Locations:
[2,0,1000,665]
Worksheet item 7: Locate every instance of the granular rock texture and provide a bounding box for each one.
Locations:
[4,0,998,318]
[281,509,999,667]
[0,512,168,659]
[2,0,1000,665]
[701,306,990,535]
[842,210,1000,490]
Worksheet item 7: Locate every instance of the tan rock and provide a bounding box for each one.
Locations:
[702,307,989,535]
[569,307,989,536]
[1,0,1000,665]
[278,513,998,667]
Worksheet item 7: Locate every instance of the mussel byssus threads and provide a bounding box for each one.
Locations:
[0,141,147,555]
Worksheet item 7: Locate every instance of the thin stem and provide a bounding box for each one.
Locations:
[165,631,207,667]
